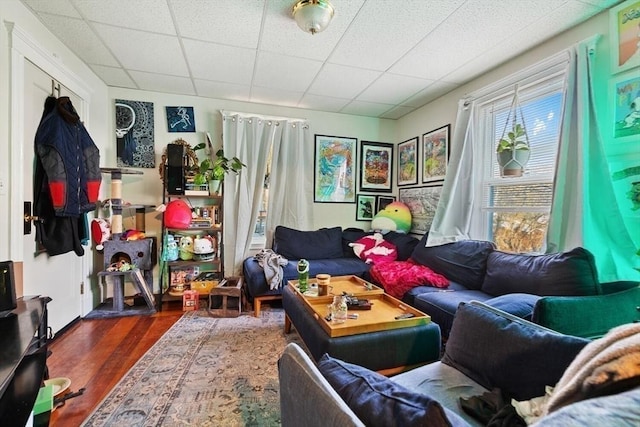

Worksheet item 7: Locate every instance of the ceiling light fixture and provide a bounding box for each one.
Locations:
[292,0,335,35]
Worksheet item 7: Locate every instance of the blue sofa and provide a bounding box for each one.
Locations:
[242,226,419,316]
[278,301,640,426]
[401,235,639,337]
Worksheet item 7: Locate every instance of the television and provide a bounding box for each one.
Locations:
[0,260,17,317]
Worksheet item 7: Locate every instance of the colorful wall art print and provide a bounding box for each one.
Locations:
[314,135,357,203]
[398,137,418,186]
[612,72,640,140]
[422,125,450,183]
[115,99,155,168]
[360,141,393,192]
[610,0,640,74]
[166,106,196,132]
[399,185,443,235]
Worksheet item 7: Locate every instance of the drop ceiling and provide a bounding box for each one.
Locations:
[21,0,619,119]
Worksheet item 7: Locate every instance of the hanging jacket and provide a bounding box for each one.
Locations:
[34,96,101,217]
[33,96,100,256]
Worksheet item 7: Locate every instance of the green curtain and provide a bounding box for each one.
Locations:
[546,36,640,282]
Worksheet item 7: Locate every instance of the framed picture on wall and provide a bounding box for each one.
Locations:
[610,70,640,142]
[609,0,640,74]
[375,195,396,214]
[398,185,443,235]
[397,137,418,186]
[356,194,376,221]
[359,141,393,192]
[166,106,196,132]
[314,134,357,203]
[422,125,450,183]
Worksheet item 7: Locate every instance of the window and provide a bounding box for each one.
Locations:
[476,68,566,253]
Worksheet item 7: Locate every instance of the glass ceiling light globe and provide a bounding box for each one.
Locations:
[292,0,335,35]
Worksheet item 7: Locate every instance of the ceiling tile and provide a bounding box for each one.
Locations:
[169,0,263,48]
[401,81,458,108]
[308,63,381,98]
[183,39,255,85]
[340,100,395,117]
[250,86,303,108]
[329,0,466,71]
[22,0,80,18]
[73,0,175,35]
[128,71,196,95]
[380,105,416,120]
[298,93,351,112]
[194,79,251,102]
[89,64,137,88]
[357,74,433,105]
[254,52,323,92]
[93,24,189,76]
[37,14,119,67]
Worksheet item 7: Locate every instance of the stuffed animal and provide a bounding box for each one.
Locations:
[349,233,397,264]
[179,235,194,260]
[193,236,214,254]
[371,201,412,234]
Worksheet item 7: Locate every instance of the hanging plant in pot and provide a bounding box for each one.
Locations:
[497,123,531,177]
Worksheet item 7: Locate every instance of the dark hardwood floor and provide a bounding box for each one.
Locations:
[46,301,184,427]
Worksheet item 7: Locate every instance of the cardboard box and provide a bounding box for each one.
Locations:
[182,290,199,311]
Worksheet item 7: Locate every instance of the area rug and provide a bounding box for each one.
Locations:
[81,307,301,427]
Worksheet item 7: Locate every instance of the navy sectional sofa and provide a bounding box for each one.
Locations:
[242,226,419,316]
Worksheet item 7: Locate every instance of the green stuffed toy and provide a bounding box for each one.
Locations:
[371,201,412,234]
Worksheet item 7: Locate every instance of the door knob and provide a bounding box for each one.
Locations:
[24,214,40,223]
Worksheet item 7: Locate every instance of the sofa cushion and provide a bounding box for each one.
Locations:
[273,226,344,260]
[350,234,397,264]
[442,302,589,401]
[318,353,454,427]
[484,293,541,321]
[342,228,373,258]
[481,247,600,297]
[410,238,495,290]
[383,232,420,261]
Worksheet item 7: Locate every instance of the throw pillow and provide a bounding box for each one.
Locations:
[410,238,495,290]
[349,233,397,264]
[442,302,589,401]
[341,228,373,258]
[273,226,344,260]
[383,231,420,260]
[481,247,600,297]
[318,353,452,427]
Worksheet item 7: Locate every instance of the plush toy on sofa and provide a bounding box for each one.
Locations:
[349,232,397,264]
[371,201,412,234]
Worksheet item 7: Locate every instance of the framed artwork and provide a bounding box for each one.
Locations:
[314,134,357,203]
[398,185,443,235]
[422,125,450,183]
[359,141,393,192]
[375,195,396,214]
[611,71,640,142]
[166,106,196,132]
[356,194,376,221]
[397,137,418,186]
[610,0,640,74]
[115,99,155,168]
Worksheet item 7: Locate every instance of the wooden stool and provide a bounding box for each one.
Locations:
[208,277,243,317]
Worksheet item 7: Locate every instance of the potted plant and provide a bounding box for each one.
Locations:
[496,122,530,177]
[192,143,246,195]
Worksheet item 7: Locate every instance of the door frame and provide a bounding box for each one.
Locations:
[7,21,95,314]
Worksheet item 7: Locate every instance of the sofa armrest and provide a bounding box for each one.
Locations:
[278,343,365,427]
[600,280,639,295]
[532,285,640,339]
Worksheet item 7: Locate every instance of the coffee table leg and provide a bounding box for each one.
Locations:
[284,314,292,334]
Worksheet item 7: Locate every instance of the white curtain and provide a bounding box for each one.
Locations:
[266,120,313,245]
[546,36,639,282]
[426,98,482,246]
[221,112,313,276]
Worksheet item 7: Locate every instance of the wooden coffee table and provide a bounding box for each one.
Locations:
[283,275,441,375]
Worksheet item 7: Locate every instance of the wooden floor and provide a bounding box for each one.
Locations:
[46,301,184,427]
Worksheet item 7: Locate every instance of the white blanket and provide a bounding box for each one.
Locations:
[254,249,289,290]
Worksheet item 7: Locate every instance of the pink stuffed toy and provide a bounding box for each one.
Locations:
[349,233,397,264]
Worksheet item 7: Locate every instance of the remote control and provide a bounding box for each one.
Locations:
[395,313,415,320]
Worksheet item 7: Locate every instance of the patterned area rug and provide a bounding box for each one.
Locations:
[82,308,301,427]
